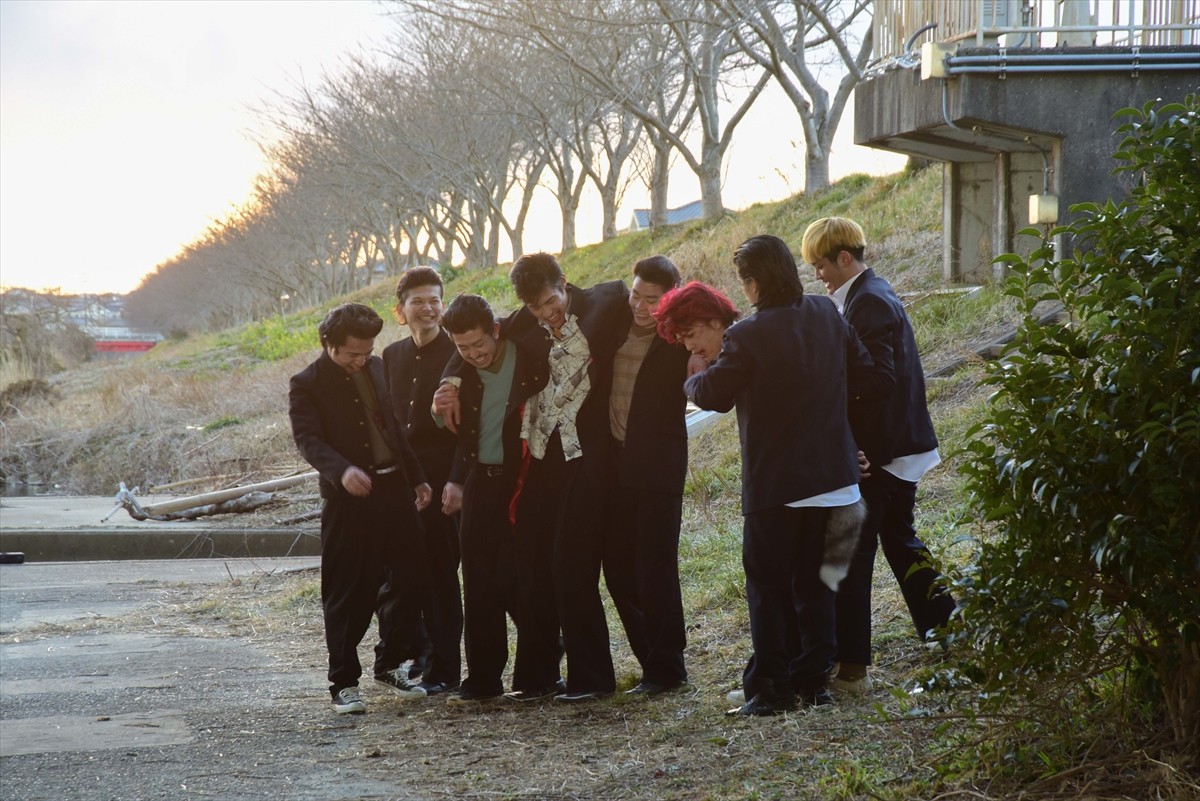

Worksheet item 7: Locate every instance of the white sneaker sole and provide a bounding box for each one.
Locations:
[374,677,427,699]
[332,702,366,714]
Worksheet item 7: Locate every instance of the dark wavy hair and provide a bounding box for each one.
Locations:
[654,281,740,344]
[318,303,383,348]
[441,294,496,335]
[509,252,564,304]
[733,235,804,308]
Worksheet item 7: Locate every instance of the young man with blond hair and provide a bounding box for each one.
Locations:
[801,217,956,694]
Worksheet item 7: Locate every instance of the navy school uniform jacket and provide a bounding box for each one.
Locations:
[841,268,938,469]
[684,295,888,516]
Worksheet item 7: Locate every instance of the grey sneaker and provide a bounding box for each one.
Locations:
[828,673,873,695]
[331,686,366,714]
[374,664,427,699]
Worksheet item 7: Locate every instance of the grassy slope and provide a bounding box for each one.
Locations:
[1,168,1021,798]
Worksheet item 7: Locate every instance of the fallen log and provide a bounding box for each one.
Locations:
[152,491,277,521]
[140,472,317,516]
[105,472,318,522]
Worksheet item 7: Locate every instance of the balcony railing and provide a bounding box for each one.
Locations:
[873,0,1200,65]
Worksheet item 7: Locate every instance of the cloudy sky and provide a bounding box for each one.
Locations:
[0,0,902,295]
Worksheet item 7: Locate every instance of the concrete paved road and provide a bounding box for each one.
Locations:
[0,557,427,801]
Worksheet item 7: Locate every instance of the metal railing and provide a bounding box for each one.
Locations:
[873,0,1200,63]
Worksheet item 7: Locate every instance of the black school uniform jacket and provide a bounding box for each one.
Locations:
[612,309,691,495]
[382,329,464,487]
[443,281,631,464]
[842,269,938,469]
[446,331,549,483]
[289,350,426,499]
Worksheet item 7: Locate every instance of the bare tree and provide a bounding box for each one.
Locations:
[715,0,873,192]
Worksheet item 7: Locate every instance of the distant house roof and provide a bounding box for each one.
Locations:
[628,200,704,231]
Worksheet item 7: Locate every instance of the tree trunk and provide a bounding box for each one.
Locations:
[650,139,671,229]
[805,149,831,193]
[699,140,725,222]
[599,179,619,241]
[561,199,578,254]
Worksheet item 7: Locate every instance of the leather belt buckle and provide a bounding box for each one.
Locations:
[373,464,399,475]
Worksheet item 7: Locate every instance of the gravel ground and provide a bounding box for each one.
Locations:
[0,561,951,801]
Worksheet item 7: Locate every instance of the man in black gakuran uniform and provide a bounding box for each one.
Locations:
[382,267,465,695]
[289,302,432,714]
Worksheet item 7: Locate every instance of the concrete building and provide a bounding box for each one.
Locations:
[855,0,1198,284]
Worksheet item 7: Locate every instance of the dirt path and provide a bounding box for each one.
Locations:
[0,561,948,800]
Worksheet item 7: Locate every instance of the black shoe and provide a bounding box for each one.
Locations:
[799,687,835,708]
[447,687,501,705]
[725,694,796,717]
[419,680,460,696]
[553,690,611,703]
[624,681,685,697]
[503,679,566,702]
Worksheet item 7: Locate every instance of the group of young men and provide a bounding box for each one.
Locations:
[287,216,955,718]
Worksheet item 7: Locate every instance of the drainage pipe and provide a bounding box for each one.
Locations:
[949,52,1198,65]
[948,63,1198,73]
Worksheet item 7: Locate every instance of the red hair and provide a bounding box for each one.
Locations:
[655,281,740,344]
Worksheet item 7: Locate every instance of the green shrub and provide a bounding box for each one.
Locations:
[225,316,315,362]
[954,96,1200,764]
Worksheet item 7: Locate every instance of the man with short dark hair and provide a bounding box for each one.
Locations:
[288,302,432,714]
[802,217,956,694]
[436,294,552,704]
[437,252,630,702]
[381,267,464,695]
[604,255,692,695]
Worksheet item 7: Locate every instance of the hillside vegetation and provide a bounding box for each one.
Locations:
[2,167,974,497]
[6,167,1192,798]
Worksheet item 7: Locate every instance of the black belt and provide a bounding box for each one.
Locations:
[371,463,399,475]
[478,464,505,477]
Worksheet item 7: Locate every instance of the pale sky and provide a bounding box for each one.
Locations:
[0,0,904,295]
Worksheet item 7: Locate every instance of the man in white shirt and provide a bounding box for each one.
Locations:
[802,217,957,694]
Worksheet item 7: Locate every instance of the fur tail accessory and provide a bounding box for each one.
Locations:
[819,498,868,592]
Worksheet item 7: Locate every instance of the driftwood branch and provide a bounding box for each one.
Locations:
[107,472,319,522]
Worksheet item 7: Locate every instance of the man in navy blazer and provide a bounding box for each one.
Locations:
[683,235,880,716]
[802,217,957,694]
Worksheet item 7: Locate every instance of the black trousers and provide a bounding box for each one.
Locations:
[519,431,614,693]
[835,469,956,665]
[741,504,836,701]
[604,447,687,686]
[458,466,521,695]
[413,485,463,685]
[320,473,426,696]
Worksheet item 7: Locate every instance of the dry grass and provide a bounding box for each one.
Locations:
[3,171,1195,797]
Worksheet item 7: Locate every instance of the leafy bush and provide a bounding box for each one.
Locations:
[954,96,1200,763]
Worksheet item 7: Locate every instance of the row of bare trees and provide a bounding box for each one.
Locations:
[126,0,872,335]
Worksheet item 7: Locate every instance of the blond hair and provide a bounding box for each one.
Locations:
[800,217,867,265]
